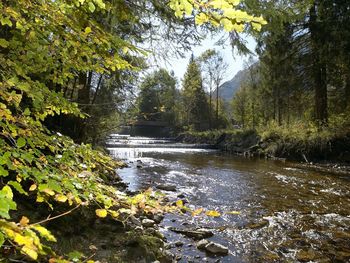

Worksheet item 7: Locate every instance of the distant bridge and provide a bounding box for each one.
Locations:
[123,120,171,137]
[126,120,169,127]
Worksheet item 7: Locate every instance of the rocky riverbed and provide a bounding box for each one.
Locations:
[108,135,350,263]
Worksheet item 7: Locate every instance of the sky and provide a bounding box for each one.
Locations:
[157,34,257,85]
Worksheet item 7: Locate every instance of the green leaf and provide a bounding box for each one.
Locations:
[8,181,28,195]
[94,0,106,9]
[0,38,9,48]
[88,2,95,12]
[0,232,4,247]
[68,250,83,260]
[1,185,13,199]
[17,137,26,148]
[0,199,11,219]
[0,166,9,177]
[0,17,13,27]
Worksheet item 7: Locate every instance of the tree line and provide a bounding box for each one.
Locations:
[135,51,229,133]
[232,0,350,131]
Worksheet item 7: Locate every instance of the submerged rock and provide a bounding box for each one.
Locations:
[175,241,184,247]
[204,242,229,255]
[296,250,316,262]
[169,227,213,240]
[246,219,269,229]
[156,184,177,191]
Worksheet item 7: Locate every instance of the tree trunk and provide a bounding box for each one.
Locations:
[310,3,328,126]
[216,84,219,124]
[209,87,212,129]
[345,72,350,109]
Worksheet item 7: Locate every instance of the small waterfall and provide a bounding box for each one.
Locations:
[106,134,216,159]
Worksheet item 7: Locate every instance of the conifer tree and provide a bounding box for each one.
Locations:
[182,56,210,131]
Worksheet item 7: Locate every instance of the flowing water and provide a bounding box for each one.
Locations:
[108,135,350,263]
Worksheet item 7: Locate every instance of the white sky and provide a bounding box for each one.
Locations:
[156,34,257,86]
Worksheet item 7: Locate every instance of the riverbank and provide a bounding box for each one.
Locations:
[177,127,350,165]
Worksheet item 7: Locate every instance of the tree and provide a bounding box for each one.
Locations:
[0,0,267,260]
[199,49,228,128]
[231,85,249,128]
[182,56,210,131]
[137,69,177,124]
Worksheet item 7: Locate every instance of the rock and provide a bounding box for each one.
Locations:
[156,184,177,192]
[169,227,214,240]
[204,242,229,255]
[129,215,142,226]
[153,213,164,224]
[247,219,269,229]
[163,250,174,263]
[175,241,184,247]
[196,239,209,250]
[134,226,143,232]
[142,219,156,227]
[152,261,160,263]
[296,250,316,262]
[177,193,186,198]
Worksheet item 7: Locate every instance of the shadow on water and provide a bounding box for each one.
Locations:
[108,135,350,263]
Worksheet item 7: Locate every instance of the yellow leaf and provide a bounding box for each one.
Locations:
[85,26,92,34]
[21,245,38,260]
[225,211,241,215]
[109,210,119,218]
[227,0,240,5]
[55,194,67,203]
[36,195,44,202]
[251,22,262,31]
[95,209,107,218]
[175,200,183,208]
[206,210,221,217]
[191,208,204,217]
[43,188,55,196]
[29,184,37,191]
[19,216,30,226]
[14,233,34,246]
[32,225,57,242]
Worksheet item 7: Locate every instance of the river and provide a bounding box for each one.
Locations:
[107,135,350,263]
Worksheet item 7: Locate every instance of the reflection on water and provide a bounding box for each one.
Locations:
[108,135,350,262]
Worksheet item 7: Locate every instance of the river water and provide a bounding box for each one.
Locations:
[107,135,350,263]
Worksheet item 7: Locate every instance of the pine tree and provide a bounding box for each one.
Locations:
[182,56,210,131]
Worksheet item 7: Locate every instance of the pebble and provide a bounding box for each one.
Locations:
[204,242,229,255]
[196,239,209,250]
[156,184,177,191]
[142,219,155,227]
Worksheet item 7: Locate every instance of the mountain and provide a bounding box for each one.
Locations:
[214,68,248,102]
